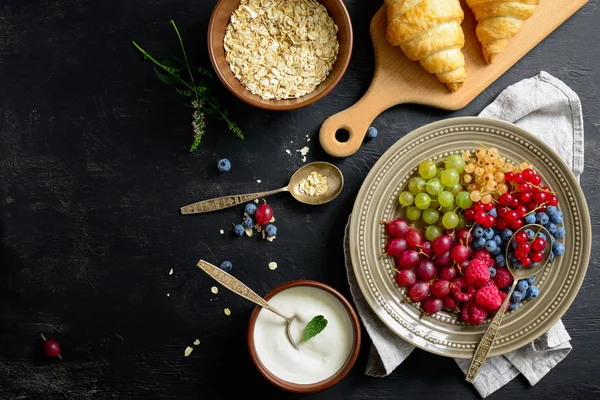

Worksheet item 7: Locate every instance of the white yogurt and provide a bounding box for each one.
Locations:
[253,286,355,385]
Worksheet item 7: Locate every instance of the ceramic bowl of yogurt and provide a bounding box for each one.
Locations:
[247,280,361,393]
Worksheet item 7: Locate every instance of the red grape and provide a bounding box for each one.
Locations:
[422,297,444,314]
[531,251,544,263]
[464,208,475,221]
[398,250,420,269]
[532,237,546,251]
[431,279,451,298]
[416,259,437,281]
[44,340,61,358]
[456,228,473,245]
[440,266,457,281]
[406,229,423,249]
[443,295,458,309]
[451,244,468,263]
[396,269,417,287]
[522,169,535,181]
[421,241,433,257]
[519,192,533,204]
[432,236,453,255]
[387,238,408,257]
[255,203,273,225]
[408,281,431,302]
[499,193,514,206]
[434,252,452,268]
[530,174,542,185]
[387,218,411,238]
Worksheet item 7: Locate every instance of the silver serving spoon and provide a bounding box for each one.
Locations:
[466,224,553,383]
[196,259,298,349]
[180,162,343,214]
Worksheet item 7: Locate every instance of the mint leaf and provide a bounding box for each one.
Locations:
[303,315,328,342]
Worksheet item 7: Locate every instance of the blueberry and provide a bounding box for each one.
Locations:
[555,227,566,238]
[526,276,535,285]
[524,213,536,224]
[493,235,502,246]
[489,267,497,278]
[265,224,277,237]
[495,254,506,267]
[366,126,378,139]
[488,208,498,218]
[485,240,498,252]
[220,261,233,272]
[526,285,539,299]
[516,280,529,293]
[509,302,519,311]
[491,247,501,256]
[217,158,231,172]
[511,290,524,302]
[512,240,519,249]
[550,234,556,243]
[549,211,563,224]
[545,223,557,234]
[537,232,547,241]
[536,212,549,225]
[483,228,495,240]
[552,242,565,256]
[243,217,254,229]
[508,252,517,263]
[245,203,257,216]
[474,226,485,238]
[524,229,535,241]
[233,224,245,236]
[501,229,513,241]
[531,262,540,268]
[513,260,522,269]
[473,237,486,250]
[546,206,558,215]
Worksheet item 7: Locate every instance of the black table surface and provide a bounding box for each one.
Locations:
[1,1,599,399]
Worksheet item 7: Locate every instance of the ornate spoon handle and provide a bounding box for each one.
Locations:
[465,280,518,383]
[180,187,287,215]
[196,260,288,319]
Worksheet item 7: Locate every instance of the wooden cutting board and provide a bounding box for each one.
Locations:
[319,0,588,158]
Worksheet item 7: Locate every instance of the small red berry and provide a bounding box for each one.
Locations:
[255,202,274,225]
[532,237,546,251]
[505,172,515,182]
[473,202,485,212]
[41,334,62,359]
[518,182,533,193]
[516,205,528,217]
[514,247,529,260]
[499,193,514,206]
[510,198,520,209]
[522,169,535,181]
[482,215,495,228]
[496,219,508,230]
[515,231,528,244]
[464,208,475,221]
[483,203,494,211]
[521,257,532,267]
[531,251,544,263]
[530,174,542,185]
[511,219,524,230]
[497,207,509,218]
[513,173,523,183]
[533,191,547,204]
[505,210,519,223]
[518,242,532,253]
[547,195,558,206]
[474,210,487,224]
[526,202,538,211]
[519,192,533,204]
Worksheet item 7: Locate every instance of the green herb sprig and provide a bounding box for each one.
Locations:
[132,20,243,152]
[304,315,328,342]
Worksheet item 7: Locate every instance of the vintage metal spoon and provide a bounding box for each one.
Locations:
[180,162,343,215]
[196,259,299,349]
[466,224,553,383]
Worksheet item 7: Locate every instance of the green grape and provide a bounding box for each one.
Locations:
[455,191,473,209]
[435,168,444,179]
[429,199,440,209]
[438,191,454,207]
[456,214,467,229]
[422,208,439,224]
[448,183,462,197]
[406,206,422,221]
[426,178,443,196]
[408,177,426,195]
[440,168,460,186]
[425,225,443,241]
[415,193,431,210]
[442,211,459,229]
[441,204,455,214]
[445,154,466,174]
[398,191,414,207]
[419,160,437,180]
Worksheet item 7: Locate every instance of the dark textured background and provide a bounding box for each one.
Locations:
[1,0,599,399]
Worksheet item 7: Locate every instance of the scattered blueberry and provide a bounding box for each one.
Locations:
[526,276,535,285]
[233,224,245,236]
[501,229,513,241]
[524,213,536,224]
[509,302,519,311]
[545,223,557,234]
[526,285,539,299]
[516,280,529,293]
[552,242,565,256]
[524,228,535,241]
[243,217,254,229]
[511,290,524,302]
[483,228,495,240]
[489,267,497,278]
[473,237,486,250]
[245,203,257,216]
[536,212,549,225]
[495,254,506,267]
[537,232,547,241]
[474,226,485,238]
[265,224,277,237]
[366,126,378,139]
[220,261,233,272]
[549,211,564,224]
[485,240,498,252]
[493,235,502,246]
[555,227,566,238]
[217,158,231,172]
[488,208,498,218]
[550,234,556,243]
[546,206,558,215]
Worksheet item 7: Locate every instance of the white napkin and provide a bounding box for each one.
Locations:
[344,72,583,398]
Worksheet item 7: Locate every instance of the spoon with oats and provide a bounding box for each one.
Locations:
[180,162,343,214]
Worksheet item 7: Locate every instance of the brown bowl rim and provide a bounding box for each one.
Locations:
[247,280,361,393]
[207,0,354,111]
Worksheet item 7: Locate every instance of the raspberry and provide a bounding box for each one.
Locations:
[490,291,508,314]
[443,295,459,310]
[465,259,490,287]
[473,249,491,261]
[461,301,489,325]
[494,268,514,289]
[451,276,476,302]
[475,286,502,310]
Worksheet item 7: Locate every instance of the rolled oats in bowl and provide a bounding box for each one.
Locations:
[224,0,340,100]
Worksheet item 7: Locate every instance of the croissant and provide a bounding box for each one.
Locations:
[385,0,466,92]
[466,0,540,64]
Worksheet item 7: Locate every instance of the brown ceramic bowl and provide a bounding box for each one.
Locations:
[247,280,361,393]
[208,0,353,111]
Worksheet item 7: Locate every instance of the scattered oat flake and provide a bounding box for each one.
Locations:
[245,228,253,237]
[285,149,291,155]
[167,293,170,297]
[302,156,307,163]
[298,171,328,196]
[307,138,311,142]
[168,268,173,276]
[270,217,276,223]
[193,339,200,346]
[254,199,259,204]
[211,286,219,294]
[184,346,194,357]
[268,262,278,270]
[224,308,231,316]
[267,236,276,242]
[298,146,309,156]
[220,229,224,234]
[257,179,261,183]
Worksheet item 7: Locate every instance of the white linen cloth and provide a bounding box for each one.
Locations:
[344,72,583,398]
